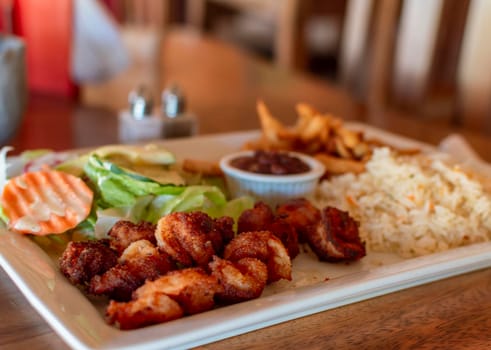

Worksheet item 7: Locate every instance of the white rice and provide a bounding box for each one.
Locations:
[314,147,491,257]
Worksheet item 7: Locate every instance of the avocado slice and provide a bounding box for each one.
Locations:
[94,144,176,165]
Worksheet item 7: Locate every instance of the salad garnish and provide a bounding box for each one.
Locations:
[0,144,253,239]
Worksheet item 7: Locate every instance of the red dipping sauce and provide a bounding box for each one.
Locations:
[230,150,311,175]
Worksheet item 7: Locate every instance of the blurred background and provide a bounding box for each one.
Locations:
[1,0,491,135]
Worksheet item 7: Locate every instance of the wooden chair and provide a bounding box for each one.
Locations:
[101,0,181,29]
[185,0,347,71]
[340,0,491,134]
[456,0,491,132]
[185,0,305,70]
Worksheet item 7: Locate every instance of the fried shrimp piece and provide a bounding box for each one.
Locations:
[237,202,275,233]
[133,268,221,315]
[59,240,118,285]
[209,216,235,254]
[155,212,214,267]
[108,220,157,255]
[223,231,292,283]
[209,256,268,304]
[107,293,183,330]
[276,198,321,242]
[306,207,365,262]
[238,202,299,258]
[267,218,300,259]
[118,239,161,263]
[89,240,175,301]
[106,268,220,329]
[155,212,234,267]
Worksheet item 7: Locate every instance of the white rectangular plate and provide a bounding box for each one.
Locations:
[1,123,491,350]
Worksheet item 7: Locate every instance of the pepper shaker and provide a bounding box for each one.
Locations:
[118,86,164,143]
[161,85,198,138]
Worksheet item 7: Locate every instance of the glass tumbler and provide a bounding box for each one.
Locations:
[0,35,27,145]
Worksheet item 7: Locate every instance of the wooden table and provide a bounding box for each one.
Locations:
[3,28,491,350]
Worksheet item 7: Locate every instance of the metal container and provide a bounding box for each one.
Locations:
[129,85,154,120]
[161,84,185,118]
[161,84,198,138]
[0,35,27,144]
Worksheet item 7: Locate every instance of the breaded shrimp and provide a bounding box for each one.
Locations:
[106,267,221,329]
[118,239,161,263]
[223,231,292,283]
[107,293,183,330]
[237,201,275,233]
[238,202,299,258]
[59,240,118,285]
[306,206,366,262]
[209,256,267,304]
[155,212,233,267]
[89,240,175,301]
[108,220,157,255]
[134,267,221,315]
[276,198,321,243]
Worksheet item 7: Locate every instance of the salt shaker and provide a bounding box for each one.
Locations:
[118,86,164,143]
[161,85,198,138]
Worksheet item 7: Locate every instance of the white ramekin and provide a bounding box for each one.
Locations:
[219,150,325,206]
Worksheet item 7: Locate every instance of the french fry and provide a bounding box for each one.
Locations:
[324,137,338,155]
[182,159,223,177]
[294,103,316,133]
[257,100,295,145]
[319,123,331,145]
[300,139,324,154]
[242,137,269,151]
[336,128,363,149]
[314,153,366,175]
[295,103,318,120]
[352,142,371,159]
[393,147,421,156]
[333,137,352,159]
[248,101,419,175]
[299,115,330,142]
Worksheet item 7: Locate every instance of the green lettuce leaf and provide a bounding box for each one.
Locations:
[143,187,254,224]
[92,186,253,238]
[85,153,254,235]
[20,149,52,161]
[55,154,89,177]
[84,154,184,209]
[143,186,227,223]
[204,195,255,221]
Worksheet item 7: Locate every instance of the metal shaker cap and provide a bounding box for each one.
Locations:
[162,84,185,118]
[129,86,153,120]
